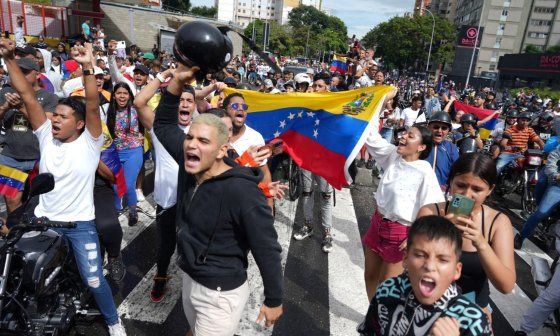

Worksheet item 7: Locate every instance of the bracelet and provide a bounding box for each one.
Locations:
[156,73,166,83]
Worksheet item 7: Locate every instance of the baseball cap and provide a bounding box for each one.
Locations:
[264,79,274,88]
[224,77,237,85]
[16,44,37,56]
[93,66,104,76]
[17,58,40,72]
[64,60,80,74]
[143,52,155,60]
[133,64,150,75]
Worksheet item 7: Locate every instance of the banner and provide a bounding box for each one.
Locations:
[454,101,499,140]
[224,86,393,189]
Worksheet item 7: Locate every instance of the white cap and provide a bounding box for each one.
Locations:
[93,66,104,76]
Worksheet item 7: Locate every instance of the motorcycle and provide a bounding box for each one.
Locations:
[0,173,101,335]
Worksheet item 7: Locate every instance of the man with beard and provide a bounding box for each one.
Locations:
[223,92,273,205]
[425,112,459,189]
[153,64,283,335]
[133,68,196,302]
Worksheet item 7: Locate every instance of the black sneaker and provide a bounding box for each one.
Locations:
[128,208,138,227]
[293,225,313,240]
[322,229,333,253]
[107,254,126,283]
[365,160,374,170]
[514,233,523,250]
[356,159,365,168]
[150,276,170,303]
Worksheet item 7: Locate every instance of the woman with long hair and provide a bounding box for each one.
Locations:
[363,96,444,301]
[106,82,144,225]
[418,153,516,321]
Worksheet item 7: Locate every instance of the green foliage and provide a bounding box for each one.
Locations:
[546,45,560,53]
[521,87,560,100]
[524,44,541,53]
[361,14,457,70]
[25,0,51,4]
[190,6,217,18]
[162,0,191,12]
[244,7,348,58]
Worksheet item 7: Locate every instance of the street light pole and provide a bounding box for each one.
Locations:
[465,0,485,89]
[305,26,311,61]
[424,8,435,80]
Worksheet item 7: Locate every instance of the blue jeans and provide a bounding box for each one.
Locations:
[115,146,143,210]
[496,153,523,174]
[380,127,394,144]
[520,183,560,240]
[53,220,119,326]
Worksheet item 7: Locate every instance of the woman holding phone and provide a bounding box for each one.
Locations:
[417,152,516,319]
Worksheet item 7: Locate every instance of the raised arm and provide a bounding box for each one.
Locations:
[477,108,501,126]
[0,38,46,130]
[133,68,173,130]
[106,40,134,90]
[195,82,226,100]
[443,96,456,113]
[153,64,199,163]
[72,43,101,138]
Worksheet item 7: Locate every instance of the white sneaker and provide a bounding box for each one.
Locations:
[108,319,127,336]
[136,189,145,202]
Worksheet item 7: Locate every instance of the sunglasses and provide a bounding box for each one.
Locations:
[230,103,248,111]
[431,125,449,131]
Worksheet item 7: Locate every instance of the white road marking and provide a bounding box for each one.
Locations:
[235,198,298,335]
[329,187,368,335]
[117,254,182,324]
[119,195,156,251]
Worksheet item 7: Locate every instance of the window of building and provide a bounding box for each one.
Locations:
[243,9,246,13]
[528,32,549,38]
[534,7,555,14]
[531,19,552,26]
[503,1,511,6]
[494,37,502,48]
[489,63,496,70]
[502,9,509,16]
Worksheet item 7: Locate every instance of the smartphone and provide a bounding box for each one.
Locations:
[3,31,9,39]
[449,194,475,217]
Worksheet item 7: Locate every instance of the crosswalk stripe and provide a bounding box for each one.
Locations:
[329,187,368,335]
[118,194,157,251]
[117,253,183,323]
[235,198,298,335]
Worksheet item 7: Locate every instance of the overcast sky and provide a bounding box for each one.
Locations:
[190,0,415,38]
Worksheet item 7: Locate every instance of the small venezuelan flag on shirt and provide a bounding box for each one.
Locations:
[224,86,393,189]
[0,165,28,198]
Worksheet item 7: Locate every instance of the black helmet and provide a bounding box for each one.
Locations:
[507,109,519,118]
[519,112,532,120]
[174,21,233,75]
[460,113,477,124]
[236,83,254,90]
[429,111,452,127]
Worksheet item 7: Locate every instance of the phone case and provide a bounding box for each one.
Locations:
[449,195,475,217]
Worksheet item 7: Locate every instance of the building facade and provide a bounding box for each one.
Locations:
[453,0,560,75]
[429,0,458,20]
[216,0,323,27]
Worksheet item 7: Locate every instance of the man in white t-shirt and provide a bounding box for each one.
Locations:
[0,39,126,335]
[224,93,272,200]
[401,96,426,128]
[133,69,195,303]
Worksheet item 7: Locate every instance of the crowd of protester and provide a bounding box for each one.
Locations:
[0,19,559,336]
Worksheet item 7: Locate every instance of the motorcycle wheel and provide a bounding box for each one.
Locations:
[288,161,302,202]
[522,183,538,217]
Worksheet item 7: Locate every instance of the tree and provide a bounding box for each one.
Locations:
[361,14,456,70]
[524,44,541,53]
[162,0,190,12]
[190,6,217,18]
[288,5,329,32]
[546,45,560,53]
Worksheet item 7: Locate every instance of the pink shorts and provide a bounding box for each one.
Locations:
[362,211,410,263]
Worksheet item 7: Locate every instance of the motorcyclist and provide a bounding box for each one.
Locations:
[294,73,311,93]
[531,112,556,144]
[513,143,560,251]
[496,112,544,174]
[425,111,459,189]
[451,114,483,151]
[490,109,519,159]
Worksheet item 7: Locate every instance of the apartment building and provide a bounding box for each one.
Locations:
[453,0,560,74]
[429,0,458,20]
[216,0,323,27]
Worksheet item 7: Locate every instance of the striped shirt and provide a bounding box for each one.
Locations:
[503,125,540,153]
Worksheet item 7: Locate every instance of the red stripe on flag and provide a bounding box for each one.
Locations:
[280,130,348,189]
[114,169,127,198]
[454,101,498,121]
[0,184,21,198]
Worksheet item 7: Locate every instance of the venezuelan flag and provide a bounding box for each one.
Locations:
[224,86,393,189]
[454,101,499,140]
[0,165,28,198]
[100,123,127,198]
[329,55,348,75]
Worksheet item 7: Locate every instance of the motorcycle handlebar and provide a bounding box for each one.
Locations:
[31,217,76,229]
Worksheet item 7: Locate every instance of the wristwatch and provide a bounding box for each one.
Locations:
[83,69,94,76]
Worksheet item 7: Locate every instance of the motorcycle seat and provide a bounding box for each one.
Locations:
[526,149,543,156]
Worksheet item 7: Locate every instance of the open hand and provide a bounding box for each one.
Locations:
[267,181,288,200]
[256,304,283,328]
[247,145,271,166]
[0,38,15,59]
[175,63,199,83]
[107,39,118,54]
[5,92,22,109]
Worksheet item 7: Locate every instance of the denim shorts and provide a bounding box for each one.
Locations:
[0,154,36,172]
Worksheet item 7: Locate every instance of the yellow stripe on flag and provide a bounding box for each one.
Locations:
[332,54,347,62]
[0,165,28,183]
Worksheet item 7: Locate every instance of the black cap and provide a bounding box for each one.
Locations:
[133,64,150,75]
[16,44,37,56]
[17,58,40,72]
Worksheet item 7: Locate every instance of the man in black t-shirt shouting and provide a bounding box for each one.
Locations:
[0,58,57,212]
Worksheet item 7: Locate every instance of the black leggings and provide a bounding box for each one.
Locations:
[156,204,177,277]
[94,184,123,258]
